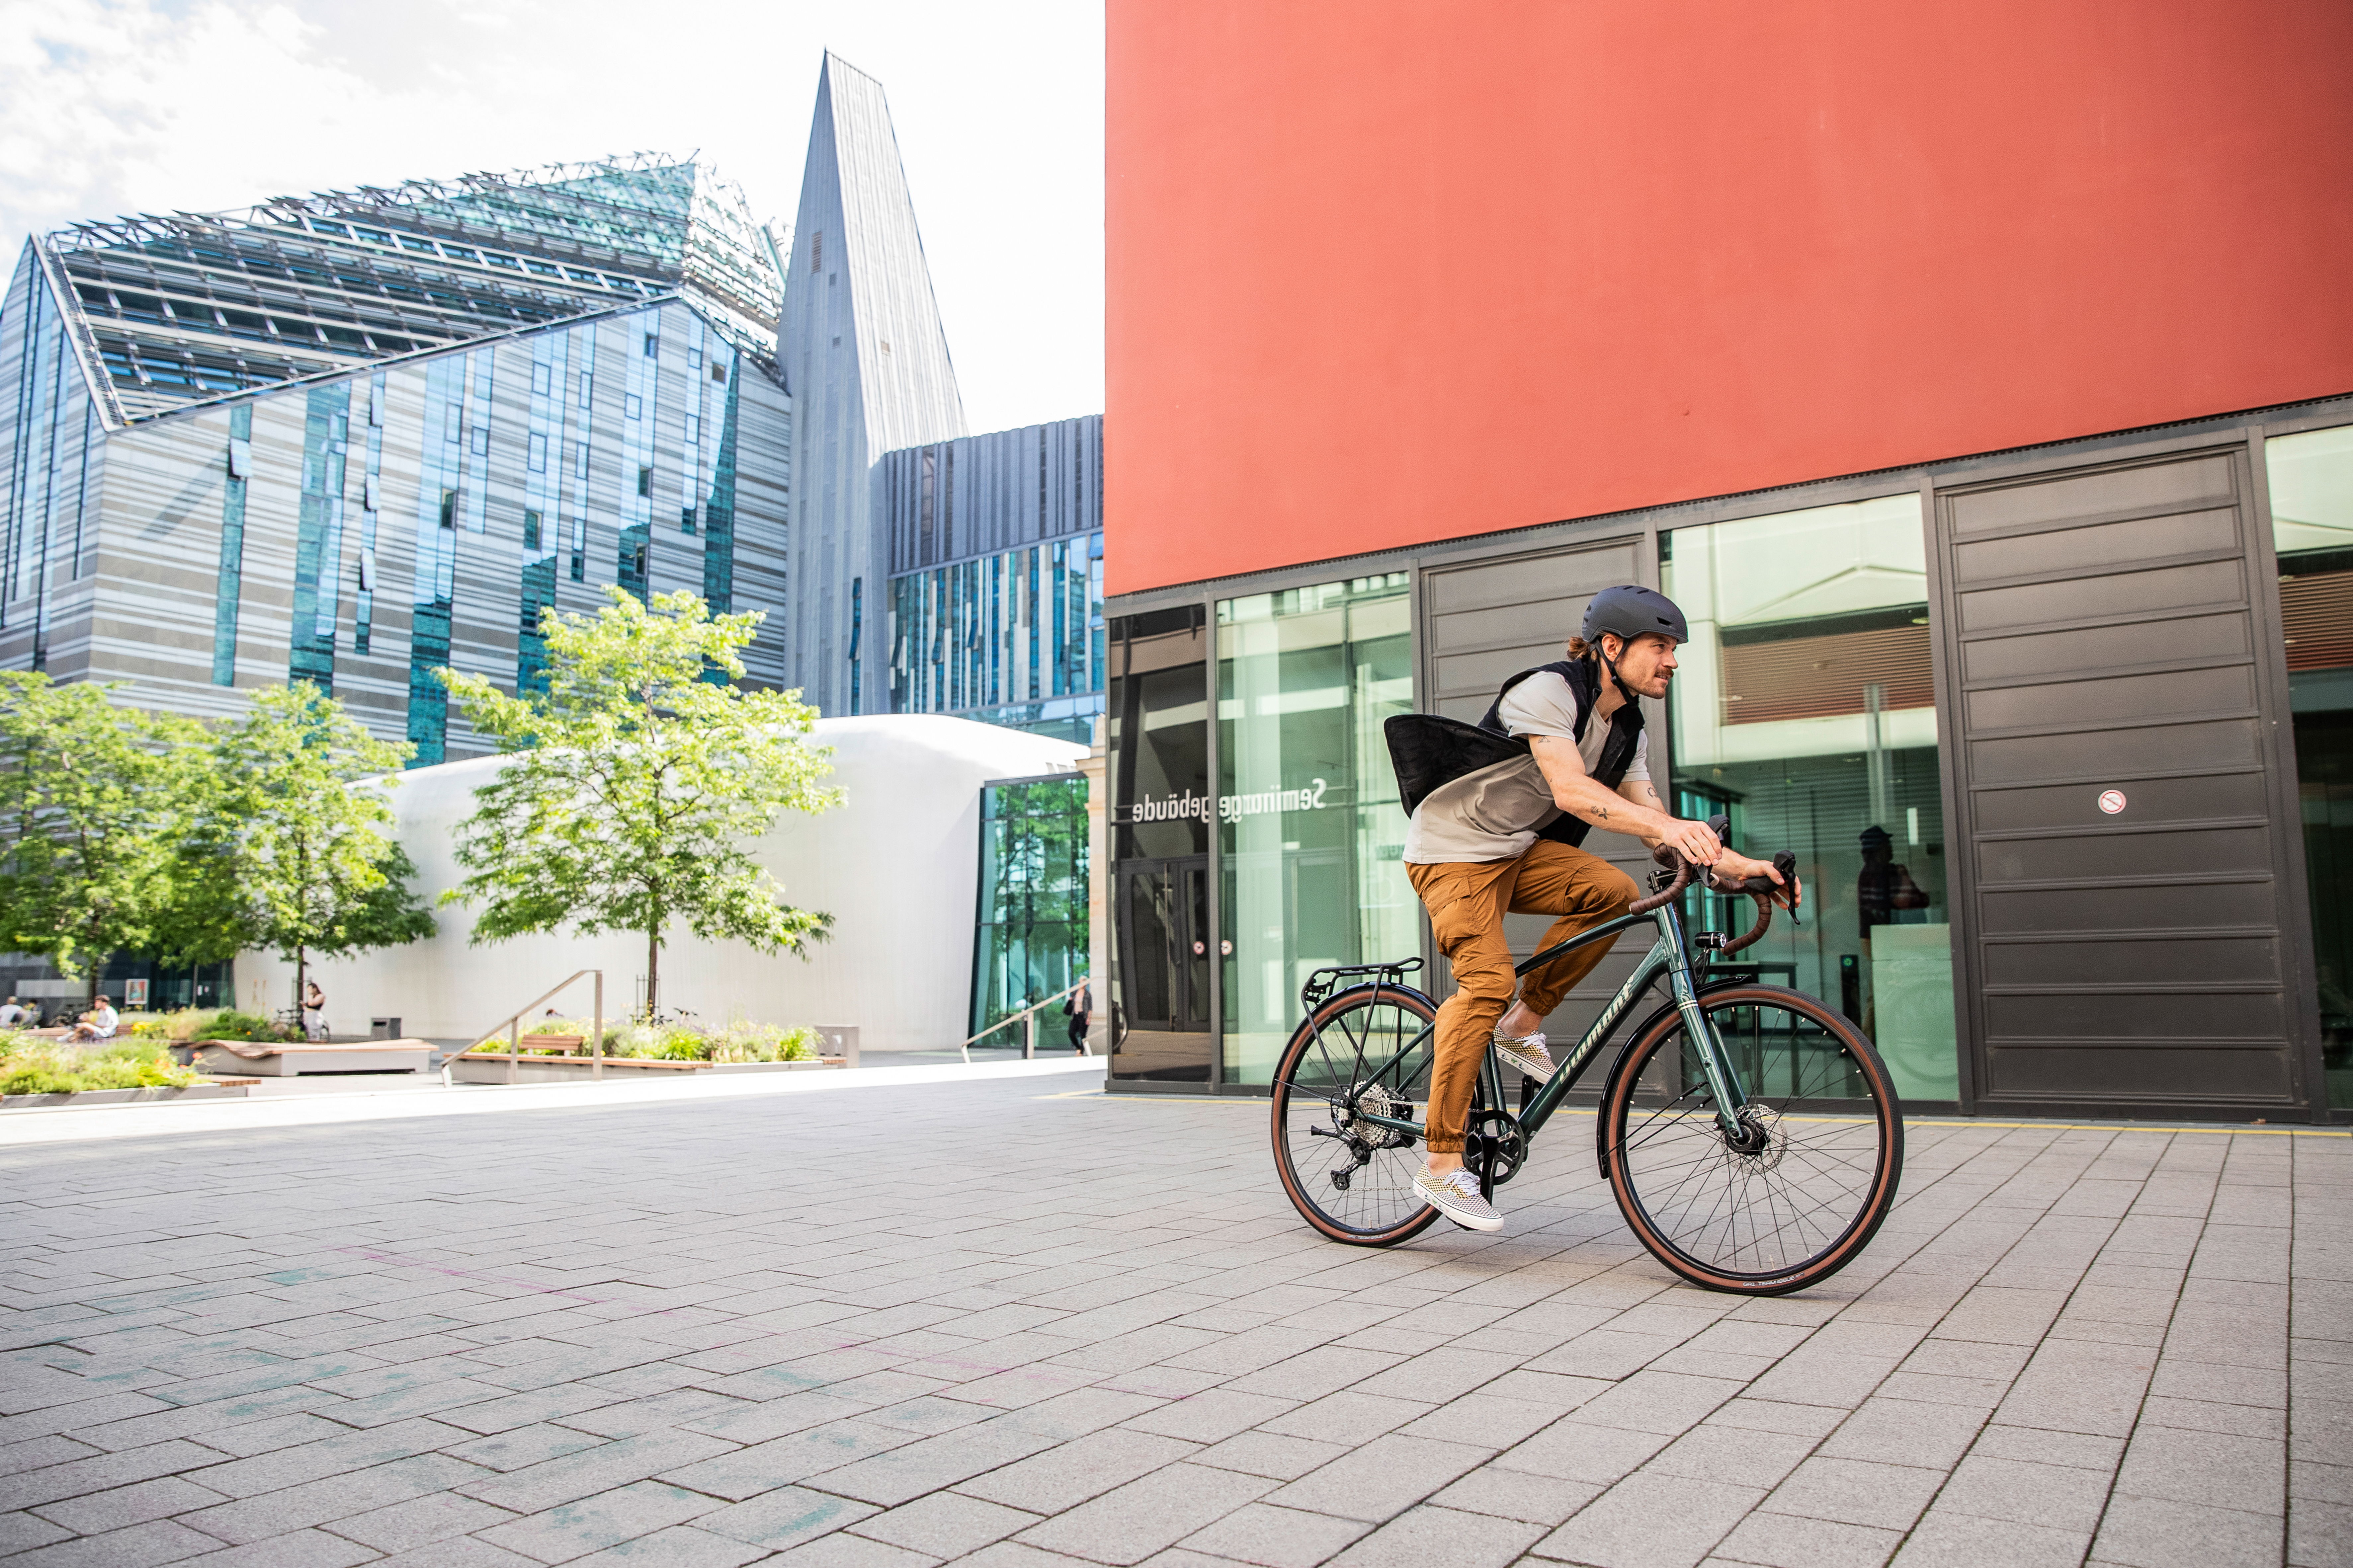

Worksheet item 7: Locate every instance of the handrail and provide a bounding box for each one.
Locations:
[961,975,1092,1063]
[440,969,605,1087]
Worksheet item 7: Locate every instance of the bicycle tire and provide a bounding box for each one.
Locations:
[1270,983,1447,1246]
[1599,983,1903,1295]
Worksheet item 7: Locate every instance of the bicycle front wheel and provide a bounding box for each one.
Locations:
[1600,984,1903,1295]
[1270,984,1445,1247]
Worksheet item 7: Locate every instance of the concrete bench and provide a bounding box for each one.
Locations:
[188,1038,434,1076]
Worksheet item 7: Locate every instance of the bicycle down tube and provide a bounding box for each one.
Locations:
[1322,899,1754,1147]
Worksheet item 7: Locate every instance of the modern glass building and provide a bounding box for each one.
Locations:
[882,415,1105,743]
[0,154,793,761]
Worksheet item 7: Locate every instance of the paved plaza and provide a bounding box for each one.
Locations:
[0,1072,2346,1568]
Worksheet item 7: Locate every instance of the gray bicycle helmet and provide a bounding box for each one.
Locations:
[1582,584,1689,647]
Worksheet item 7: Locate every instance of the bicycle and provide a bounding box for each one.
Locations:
[1269,828,1904,1295]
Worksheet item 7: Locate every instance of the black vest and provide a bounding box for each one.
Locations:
[1384,659,1645,850]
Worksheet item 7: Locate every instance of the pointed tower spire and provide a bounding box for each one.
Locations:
[781,52,966,713]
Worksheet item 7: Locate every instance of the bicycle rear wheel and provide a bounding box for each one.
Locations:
[1600,983,1902,1294]
[1270,984,1445,1246]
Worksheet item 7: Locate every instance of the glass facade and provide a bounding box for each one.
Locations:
[34,154,776,426]
[1664,493,1958,1104]
[0,154,796,763]
[406,353,468,764]
[970,774,1090,1044]
[699,336,742,616]
[289,382,349,691]
[1106,606,1212,1080]
[1216,575,1416,1084]
[889,533,1106,742]
[354,375,384,655]
[879,416,1105,742]
[210,403,252,686]
[2268,423,2353,1109]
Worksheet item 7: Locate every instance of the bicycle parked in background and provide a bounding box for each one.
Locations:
[1268,827,1904,1295]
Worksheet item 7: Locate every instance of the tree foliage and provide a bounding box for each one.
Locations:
[0,675,203,1002]
[438,589,838,1016]
[177,683,436,1009]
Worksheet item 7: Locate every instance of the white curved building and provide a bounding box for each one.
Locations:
[241,716,1084,1051]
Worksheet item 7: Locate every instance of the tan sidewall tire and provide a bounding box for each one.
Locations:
[1602,983,1903,1294]
[1271,988,1444,1248]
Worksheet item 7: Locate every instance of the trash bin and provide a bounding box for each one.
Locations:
[371,1017,402,1039]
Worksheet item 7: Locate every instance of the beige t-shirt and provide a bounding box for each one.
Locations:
[1401,670,1650,864]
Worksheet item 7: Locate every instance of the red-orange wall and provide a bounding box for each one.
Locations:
[1106,1,2353,595]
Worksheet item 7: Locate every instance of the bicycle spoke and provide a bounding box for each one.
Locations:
[1274,991,1441,1245]
[1607,993,1898,1289]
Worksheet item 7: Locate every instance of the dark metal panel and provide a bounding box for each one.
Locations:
[1931,443,2311,1117]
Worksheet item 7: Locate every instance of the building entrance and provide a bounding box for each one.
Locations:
[1114,857,1212,1076]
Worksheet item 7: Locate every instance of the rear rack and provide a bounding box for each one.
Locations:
[1301,957,1423,1012]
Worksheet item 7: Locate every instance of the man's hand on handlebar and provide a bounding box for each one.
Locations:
[1657,817,1723,866]
[1712,851,1803,912]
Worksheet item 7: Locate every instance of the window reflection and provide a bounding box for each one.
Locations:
[1665,494,1958,1103]
[2268,424,2353,1109]
[1108,607,1213,1080]
[1217,575,1416,1084]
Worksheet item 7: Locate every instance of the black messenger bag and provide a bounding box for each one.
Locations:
[1382,659,1643,851]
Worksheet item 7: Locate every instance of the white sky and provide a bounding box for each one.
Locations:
[0,0,1105,435]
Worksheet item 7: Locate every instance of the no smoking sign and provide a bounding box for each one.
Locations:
[2097,789,2128,815]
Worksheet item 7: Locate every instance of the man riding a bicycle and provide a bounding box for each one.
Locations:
[1402,585,1800,1233]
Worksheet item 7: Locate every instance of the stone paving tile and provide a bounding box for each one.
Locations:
[1533,1471,1765,1567]
[697,1482,880,1552]
[2,1079,2349,1568]
[1016,1461,1276,1565]
[319,1487,516,1552]
[1177,1501,1370,1567]
[1889,1511,2092,1568]
[565,1524,771,1567]
[956,1427,1199,1514]
[849,1490,1041,1556]
[1713,1509,1902,1568]
[1328,1502,1541,1568]
[1,1517,221,1567]
[178,1451,488,1545]
[474,1477,723,1562]
[2089,1493,2284,1568]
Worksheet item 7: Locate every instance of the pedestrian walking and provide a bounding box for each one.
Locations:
[301,979,328,1041]
[1063,978,1092,1054]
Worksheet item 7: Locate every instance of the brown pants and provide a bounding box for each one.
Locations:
[1407,841,1638,1153]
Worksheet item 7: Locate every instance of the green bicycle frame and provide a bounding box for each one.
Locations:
[1338,897,1753,1145]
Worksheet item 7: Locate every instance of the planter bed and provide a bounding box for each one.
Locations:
[449,1054,846,1085]
[0,1079,258,1110]
[185,1039,434,1076]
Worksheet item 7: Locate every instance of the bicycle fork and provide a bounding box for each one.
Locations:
[1657,902,1754,1140]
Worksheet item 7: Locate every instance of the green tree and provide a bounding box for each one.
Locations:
[438,588,838,1018]
[0,674,204,1006]
[179,684,437,1013]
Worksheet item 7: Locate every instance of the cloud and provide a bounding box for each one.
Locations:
[0,0,1102,432]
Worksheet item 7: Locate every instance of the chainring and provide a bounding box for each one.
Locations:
[1466,1109,1527,1188]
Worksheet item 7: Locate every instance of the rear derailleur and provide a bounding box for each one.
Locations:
[1312,1084,1416,1191]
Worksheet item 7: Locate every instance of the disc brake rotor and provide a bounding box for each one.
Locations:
[1724,1104,1786,1172]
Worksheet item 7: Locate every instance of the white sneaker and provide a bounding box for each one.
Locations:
[1413,1166,1503,1232]
[1493,1030,1556,1082]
